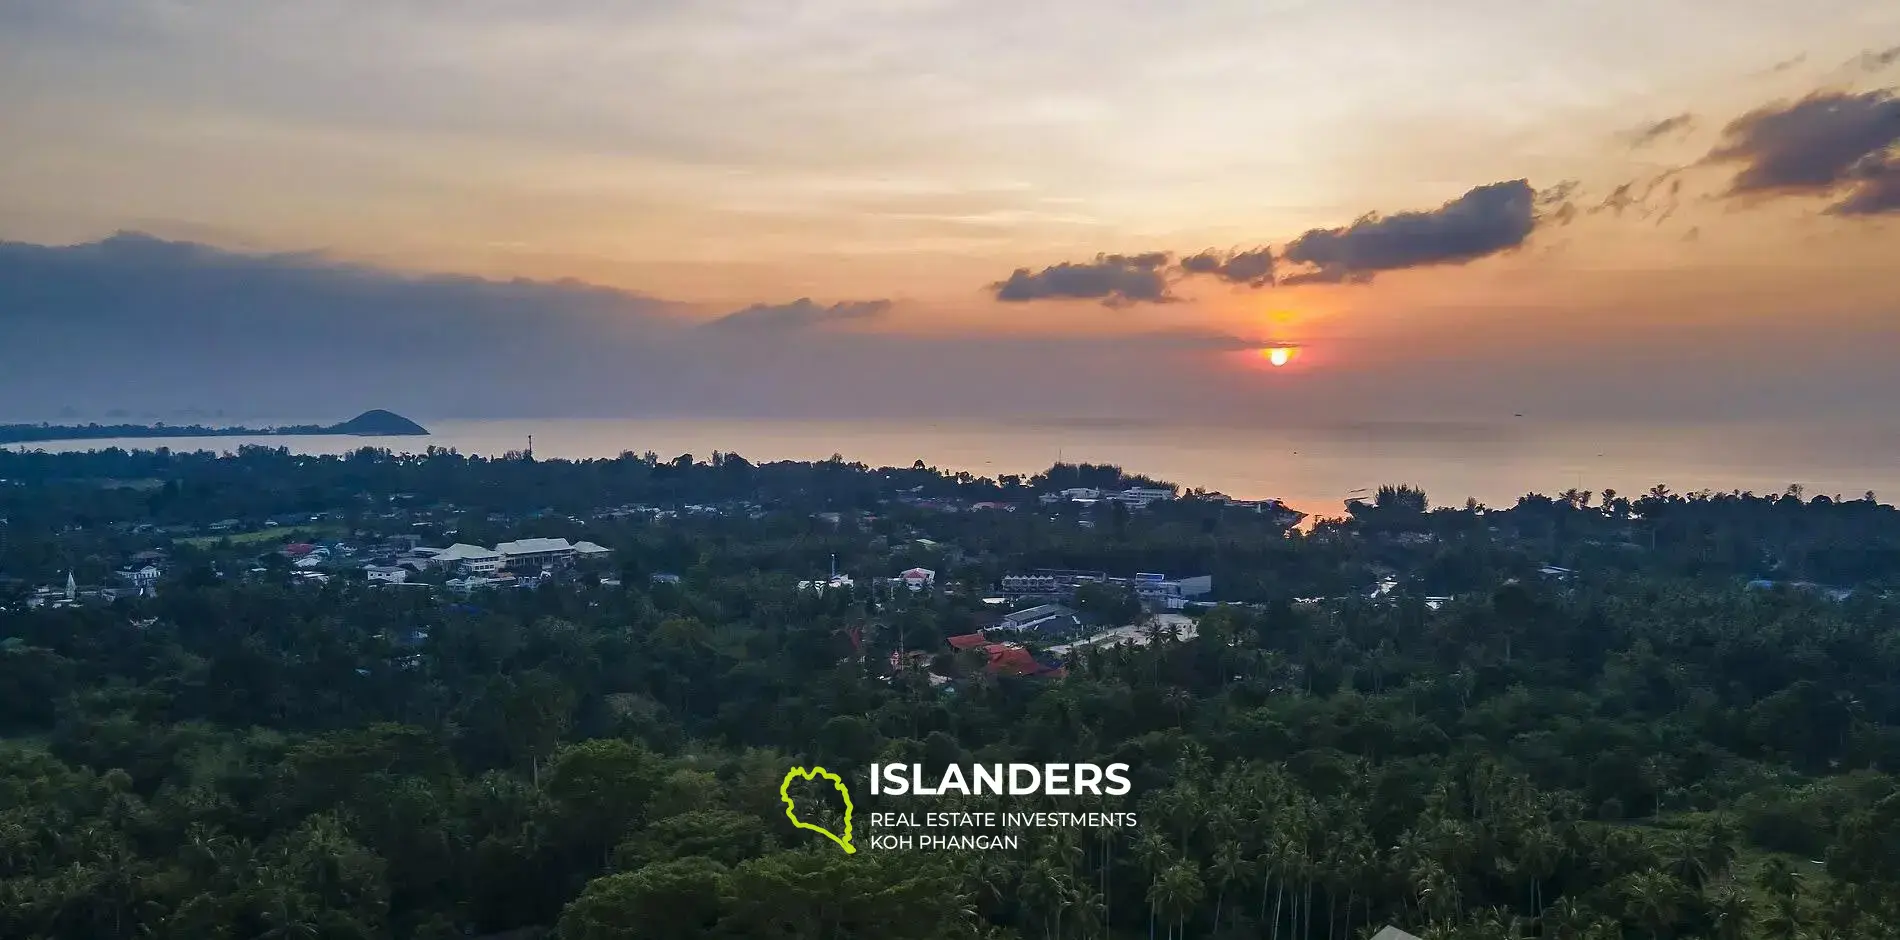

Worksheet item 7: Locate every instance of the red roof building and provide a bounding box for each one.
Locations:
[283,543,316,557]
[945,633,1064,678]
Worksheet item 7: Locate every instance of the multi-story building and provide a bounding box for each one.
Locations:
[1103,487,1178,508]
[435,543,504,573]
[364,565,409,584]
[495,537,576,569]
[116,564,161,596]
[1108,572,1213,609]
[1000,568,1108,601]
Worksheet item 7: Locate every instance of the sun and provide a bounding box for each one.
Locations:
[1263,346,1295,367]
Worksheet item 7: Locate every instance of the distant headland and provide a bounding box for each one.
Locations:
[0,409,429,446]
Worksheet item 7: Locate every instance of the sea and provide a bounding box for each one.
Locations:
[12,417,1900,520]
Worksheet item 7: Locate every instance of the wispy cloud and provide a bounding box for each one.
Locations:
[1627,113,1696,148]
[704,298,892,331]
[1856,45,1900,73]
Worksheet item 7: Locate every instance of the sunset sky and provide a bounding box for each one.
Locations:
[3,1,1899,424]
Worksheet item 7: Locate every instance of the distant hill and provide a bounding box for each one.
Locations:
[327,410,429,436]
[0,410,430,445]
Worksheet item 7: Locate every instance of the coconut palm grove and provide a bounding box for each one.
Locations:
[3,447,1900,938]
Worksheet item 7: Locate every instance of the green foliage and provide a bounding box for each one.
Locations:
[4,448,1900,937]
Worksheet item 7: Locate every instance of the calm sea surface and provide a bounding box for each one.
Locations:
[14,417,1900,519]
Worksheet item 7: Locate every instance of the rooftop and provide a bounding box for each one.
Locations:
[436,543,502,561]
[496,537,573,555]
[1003,603,1072,624]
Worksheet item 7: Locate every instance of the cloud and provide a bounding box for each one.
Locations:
[705,297,891,330]
[1829,160,1900,215]
[0,231,687,420]
[1178,247,1275,287]
[991,252,1175,306]
[0,233,1294,424]
[1277,179,1539,284]
[988,179,1555,296]
[1592,169,1684,221]
[1767,54,1808,75]
[1704,89,1900,215]
[1628,113,1696,147]
[1858,46,1900,73]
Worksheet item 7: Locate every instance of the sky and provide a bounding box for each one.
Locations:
[2,1,1899,425]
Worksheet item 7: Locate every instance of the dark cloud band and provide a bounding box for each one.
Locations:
[1704,89,1900,216]
[991,252,1174,306]
[1178,247,1275,287]
[1277,179,1539,284]
[987,179,1547,303]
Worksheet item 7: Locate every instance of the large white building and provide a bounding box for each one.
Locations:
[435,543,504,573]
[1105,487,1177,509]
[495,537,576,568]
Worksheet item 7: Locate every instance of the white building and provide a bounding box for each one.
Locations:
[365,565,409,584]
[117,565,161,593]
[495,537,576,569]
[1105,487,1177,508]
[1038,487,1102,505]
[798,574,855,593]
[447,574,515,592]
[900,567,936,591]
[572,540,612,558]
[994,603,1082,634]
[1001,574,1061,599]
[435,543,504,573]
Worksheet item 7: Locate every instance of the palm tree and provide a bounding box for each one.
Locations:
[1133,830,1171,940]
[1413,860,1461,927]
[1757,857,1800,902]
[1517,825,1563,915]
[1705,884,1752,940]
[1150,859,1204,940]
[1208,842,1250,935]
[1758,896,1801,940]
[1621,869,1684,940]
[1538,896,1592,940]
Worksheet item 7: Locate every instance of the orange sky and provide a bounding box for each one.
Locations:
[2,1,1899,424]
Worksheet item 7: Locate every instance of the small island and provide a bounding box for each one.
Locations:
[0,409,430,446]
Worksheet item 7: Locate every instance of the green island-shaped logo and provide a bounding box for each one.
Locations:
[780,766,856,854]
